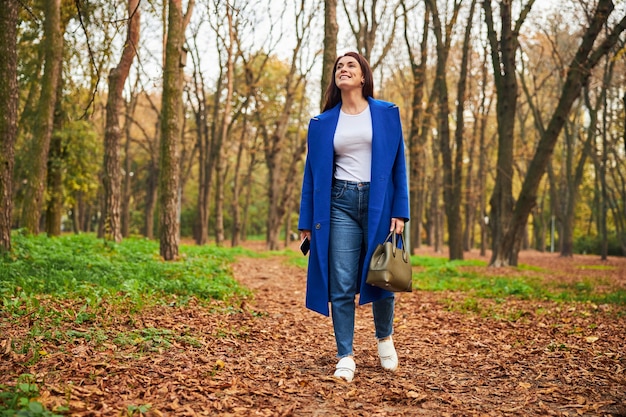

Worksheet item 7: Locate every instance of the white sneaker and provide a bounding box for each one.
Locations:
[333,356,356,382]
[378,336,398,371]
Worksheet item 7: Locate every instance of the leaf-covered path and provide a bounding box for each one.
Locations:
[219,248,626,417]
[2,245,625,416]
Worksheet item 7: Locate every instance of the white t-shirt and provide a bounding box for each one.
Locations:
[333,106,372,182]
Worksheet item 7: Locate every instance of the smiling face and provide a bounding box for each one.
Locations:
[322,52,374,111]
[334,55,365,92]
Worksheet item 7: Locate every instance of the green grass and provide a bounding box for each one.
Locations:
[0,374,66,416]
[0,232,251,310]
[284,248,309,269]
[0,233,253,345]
[410,254,626,305]
[285,249,626,306]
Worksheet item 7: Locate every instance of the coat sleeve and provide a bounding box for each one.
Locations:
[298,120,315,231]
[390,108,410,222]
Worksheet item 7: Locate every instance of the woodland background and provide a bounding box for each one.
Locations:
[0,0,625,265]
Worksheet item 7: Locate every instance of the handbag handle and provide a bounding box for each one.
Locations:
[384,231,407,260]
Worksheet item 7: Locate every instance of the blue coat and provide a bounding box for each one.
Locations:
[298,97,410,316]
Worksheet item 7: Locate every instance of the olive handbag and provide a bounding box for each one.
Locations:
[366,232,413,292]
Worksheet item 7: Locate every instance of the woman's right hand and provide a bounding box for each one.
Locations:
[300,230,311,241]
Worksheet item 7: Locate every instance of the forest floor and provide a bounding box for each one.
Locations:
[2,242,626,416]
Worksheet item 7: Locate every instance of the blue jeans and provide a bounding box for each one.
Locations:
[329,180,395,358]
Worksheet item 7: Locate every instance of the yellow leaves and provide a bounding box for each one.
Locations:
[345,388,358,397]
[584,336,599,343]
[215,359,225,369]
[406,390,427,401]
[1,338,11,355]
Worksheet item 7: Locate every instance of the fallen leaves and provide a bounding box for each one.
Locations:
[1,245,625,416]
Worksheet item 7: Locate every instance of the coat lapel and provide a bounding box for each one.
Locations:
[368,99,396,243]
[309,105,340,177]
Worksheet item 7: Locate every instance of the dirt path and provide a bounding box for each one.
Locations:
[2,246,625,416]
[225,248,626,417]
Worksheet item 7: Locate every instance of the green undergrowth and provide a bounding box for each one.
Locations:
[286,248,625,306]
[410,255,626,305]
[0,374,66,416]
[1,232,252,310]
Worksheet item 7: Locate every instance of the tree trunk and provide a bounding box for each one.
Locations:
[498,0,626,265]
[264,118,308,250]
[121,91,138,238]
[20,0,63,234]
[265,125,289,250]
[230,126,246,247]
[103,0,140,243]
[545,159,561,252]
[402,1,429,253]
[599,125,608,260]
[622,92,626,155]
[430,132,443,253]
[231,114,255,247]
[0,0,18,252]
[46,137,63,235]
[72,193,84,233]
[463,102,478,252]
[159,0,187,260]
[607,161,626,256]
[531,196,546,252]
[561,82,601,256]
[421,92,437,246]
[455,0,476,256]
[483,0,532,266]
[240,134,259,242]
[599,81,610,261]
[425,0,464,260]
[144,159,158,239]
[71,198,80,234]
[45,85,64,236]
[474,44,493,257]
[518,65,552,253]
[45,0,77,237]
[214,5,235,247]
[193,108,209,245]
[321,0,338,111]
[191,65,212,245]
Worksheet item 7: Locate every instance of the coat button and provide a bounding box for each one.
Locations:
[315,223,321,229]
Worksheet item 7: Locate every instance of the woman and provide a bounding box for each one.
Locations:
[298,52,409,382]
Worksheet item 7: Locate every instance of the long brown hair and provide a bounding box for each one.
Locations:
[321,52,374,112]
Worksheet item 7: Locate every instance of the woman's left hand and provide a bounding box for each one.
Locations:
[390,218,405,235]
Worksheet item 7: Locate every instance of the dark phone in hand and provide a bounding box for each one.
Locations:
[300,237,310,255]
